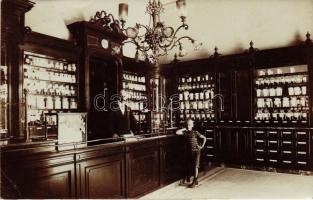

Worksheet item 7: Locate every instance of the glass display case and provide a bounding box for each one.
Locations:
[177,73,215,122]
[0,50,9,139]
[23,51,79,139]
[254,65,309,124]
[122,71,150,134]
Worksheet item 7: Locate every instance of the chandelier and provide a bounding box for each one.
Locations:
[118,0,201,64]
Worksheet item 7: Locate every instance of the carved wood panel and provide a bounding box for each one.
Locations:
[76,154,125,199]
[22,163,76,199]
[127,148,160,198]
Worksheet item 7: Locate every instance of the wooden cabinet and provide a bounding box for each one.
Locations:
[1,135,186,199]
[75,146,125,198]
[252,129,312,170]
[2,152,76,199]
[160,136,185,185]
[214,127,250,165]
[204,129,217,162]
[294,131,311,169]
[126,140,160,198]
[24,163,76,198]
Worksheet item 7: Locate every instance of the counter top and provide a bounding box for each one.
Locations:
[0,133,179,155]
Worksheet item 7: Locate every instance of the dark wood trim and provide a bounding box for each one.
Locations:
[1,135,185,199]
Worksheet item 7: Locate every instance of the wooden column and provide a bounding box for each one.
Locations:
[1,0,34,139]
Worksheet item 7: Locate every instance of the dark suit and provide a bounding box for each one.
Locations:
[110,105,136,136]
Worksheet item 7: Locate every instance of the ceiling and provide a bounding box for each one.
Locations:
[25,0,313,64]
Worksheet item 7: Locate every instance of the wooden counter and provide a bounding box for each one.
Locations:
[1,134,186,199]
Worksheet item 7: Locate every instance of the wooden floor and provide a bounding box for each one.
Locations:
[142,167,313,199]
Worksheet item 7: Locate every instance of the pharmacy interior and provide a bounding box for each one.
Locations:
[1,0,313,199]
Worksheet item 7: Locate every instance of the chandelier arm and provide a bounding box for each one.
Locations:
[122,40,151,53]
[165,36,195,51]
[121,23,152,39]
[158,24,189,49]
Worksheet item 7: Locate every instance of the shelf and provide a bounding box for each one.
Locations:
[25,52,75,63]
[180,110,215,113]
[255,120,308,124]
[123,88,147,93]
[122,79,146,85]
[256,106,309,110]
[178,79,215,84]
[255,71,308,78]
[24,64,77,74]
[178,87,215,92]
[256,95,308,98]
[24,77,76,85]
[27,108,77,111]
[255,82,308,88]
[27,93,77,98]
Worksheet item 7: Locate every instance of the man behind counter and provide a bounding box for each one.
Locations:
[110,89,136,138]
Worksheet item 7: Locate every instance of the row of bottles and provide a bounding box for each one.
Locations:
[24,79,76,97]
[179,89,215,101]
[25,54,77,72]
[255,65,309,123]
[180,100,214,110]
[123,73,145,83]
[178,74,214,83]
[180,110,215,121]
[178,74,214,91]
[24,65,76,83]
[178,74,215,121]
[27,95,77,110]
[123,90,147,101]
[125,101,146,111]
[255,109,308,121]
[23,52,79,127]
[123,82,146,91]
[257,97,308,108]
[256,86,307,97]
[255,74,307,86]
[122,71,148,112]
[257,65,307,76]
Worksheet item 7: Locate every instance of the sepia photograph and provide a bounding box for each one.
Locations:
[1,0,313,199]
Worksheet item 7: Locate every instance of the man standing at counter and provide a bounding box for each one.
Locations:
[110,89,136,138]
[176,118,206,188]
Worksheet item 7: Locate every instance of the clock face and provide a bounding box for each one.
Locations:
[101,39,109,49]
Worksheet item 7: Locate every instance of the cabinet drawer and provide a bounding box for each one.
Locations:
[281,131,293,140]
[268,158,279,166]
[267,131,279,139]
[281,140,293,150]
[205,145,214,150]
[255,139,266,148]
[254,131,266,139]
[281,159,294,168]
[268,149,279,155]
[267,140,279,148]
[255,157,266,163]
[205,130,214,137]
[295,151,309,160]
[205,145,214,154]
[206,153,214,158]
[295,131,309,141]
[254,149,266,158]
[296,141,309,151]
[296,161,310,169]
[281,150,294,157]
